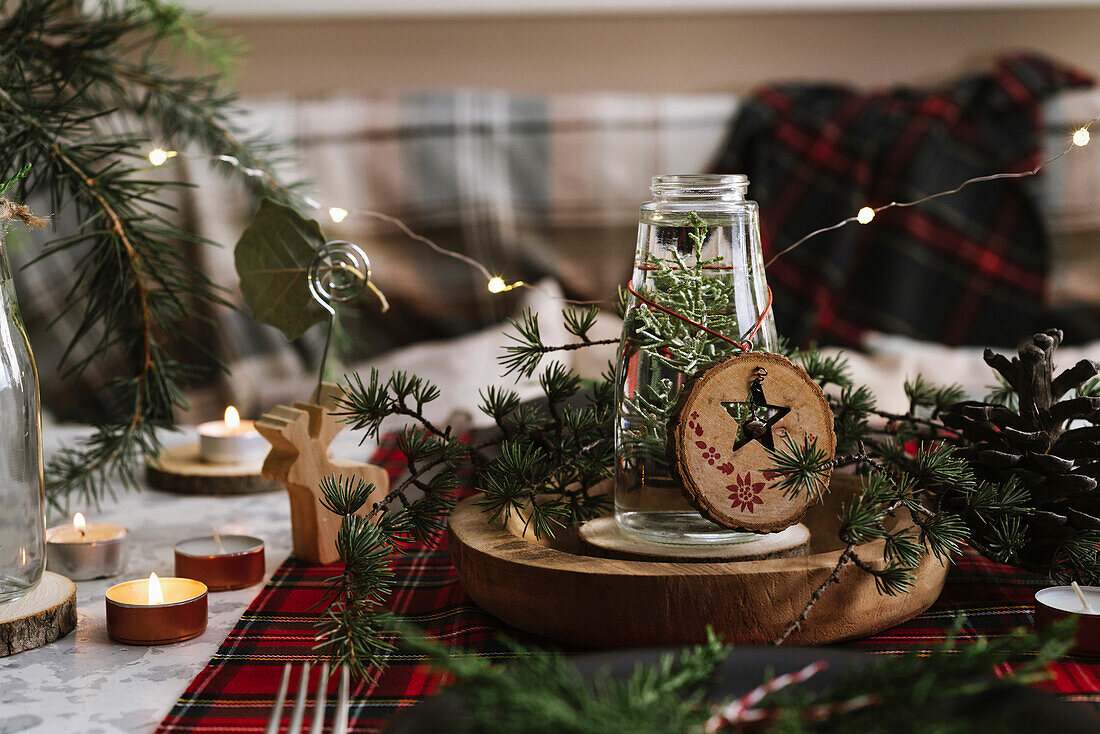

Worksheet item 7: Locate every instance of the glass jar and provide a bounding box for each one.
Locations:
[613,174,777,545]
[0,228,46,602]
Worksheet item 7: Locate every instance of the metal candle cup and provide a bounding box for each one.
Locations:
[174,535,265,591]
[1035,585,1100,654]
[45,515,128,580]
[197,406,268,464]
[105,575,207,645]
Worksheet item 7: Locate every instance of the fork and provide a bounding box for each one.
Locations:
[264,661,350,734]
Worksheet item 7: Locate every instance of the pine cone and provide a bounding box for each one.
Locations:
[941,329,1100,581]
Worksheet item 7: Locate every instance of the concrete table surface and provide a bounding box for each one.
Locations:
[0,425,374,734]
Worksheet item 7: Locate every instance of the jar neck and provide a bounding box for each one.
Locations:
[649,174,748,203]
[0,230,12,283]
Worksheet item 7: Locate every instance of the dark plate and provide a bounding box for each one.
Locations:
[384,646,1100,733]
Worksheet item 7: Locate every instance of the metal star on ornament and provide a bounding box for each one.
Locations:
[721,377,790,451]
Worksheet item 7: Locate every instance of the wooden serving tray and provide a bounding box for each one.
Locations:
[448,474,948,647]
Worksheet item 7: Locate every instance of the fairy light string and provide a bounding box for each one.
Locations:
[763,116,1097,268]
[146,117,1096,294]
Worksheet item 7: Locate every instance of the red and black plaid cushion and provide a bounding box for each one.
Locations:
[157,437,1100,732]
[713,54,1093,348]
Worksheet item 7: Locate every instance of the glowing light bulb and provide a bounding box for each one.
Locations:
[856,207,876,225]
[1073,128,1091,147]
[487,276,507,293]
[328,207,349,223]
[224,405,240,431]
[148,572,164,605]
[148,148,176,166]
[74,512,87,538]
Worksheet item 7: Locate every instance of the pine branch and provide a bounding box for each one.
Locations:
[1,0,301,507]
[501,307,617,378]
[314,475,397,680]
[398,615,1074,734]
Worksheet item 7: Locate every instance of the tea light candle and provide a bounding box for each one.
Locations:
[1035,583,1100,654]
[174,532,265,591]
[105,572,207,645]
[198,406,268,464]
[46,513,128,580]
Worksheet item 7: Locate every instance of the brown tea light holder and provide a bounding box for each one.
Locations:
[105,576,207,645]
[174,535,265,591]
[256,382,390,565]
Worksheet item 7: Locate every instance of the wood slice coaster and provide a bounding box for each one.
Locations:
[146,443,282,496]
[0,572,76,657]
[579,518,809,562]
[449,474,948,648]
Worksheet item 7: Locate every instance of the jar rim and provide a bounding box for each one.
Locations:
[651,173,747,186]
[650,174,748,200]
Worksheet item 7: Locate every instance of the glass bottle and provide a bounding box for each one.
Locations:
[0,226,46,602]
[614,174,777,545]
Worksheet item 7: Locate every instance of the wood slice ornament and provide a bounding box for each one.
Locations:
[256,383,390,564]
[669,352,835,533]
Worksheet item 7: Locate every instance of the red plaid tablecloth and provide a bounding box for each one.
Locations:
[156,442,1100,733]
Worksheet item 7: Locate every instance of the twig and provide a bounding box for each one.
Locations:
[772,545,855,645]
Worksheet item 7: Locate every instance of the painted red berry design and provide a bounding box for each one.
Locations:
[701,446,721,465]
[727,471,765,513]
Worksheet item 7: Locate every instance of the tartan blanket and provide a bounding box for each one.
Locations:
[713,54,1094,348]
[156,439,1100,733]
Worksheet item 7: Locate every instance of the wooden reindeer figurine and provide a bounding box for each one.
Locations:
[256,382,389,564]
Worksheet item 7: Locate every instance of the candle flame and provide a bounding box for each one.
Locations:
[148,572,164,605]
[224,406,240,430]
[74,512,87,537]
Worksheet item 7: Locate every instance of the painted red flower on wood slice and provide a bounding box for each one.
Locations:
[728,472,766,513]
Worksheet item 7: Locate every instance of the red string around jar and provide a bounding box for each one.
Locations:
[625,283,773,353]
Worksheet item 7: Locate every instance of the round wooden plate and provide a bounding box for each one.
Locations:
[145,443,281,495]
[449,474,948,647]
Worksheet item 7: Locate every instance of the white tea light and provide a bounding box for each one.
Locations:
[1035,584,1100,654]
[46,513,128,580]
[1035,585,1100,614]
[198,406,268,464]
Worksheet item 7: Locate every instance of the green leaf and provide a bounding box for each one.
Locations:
[234,197,327,340]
